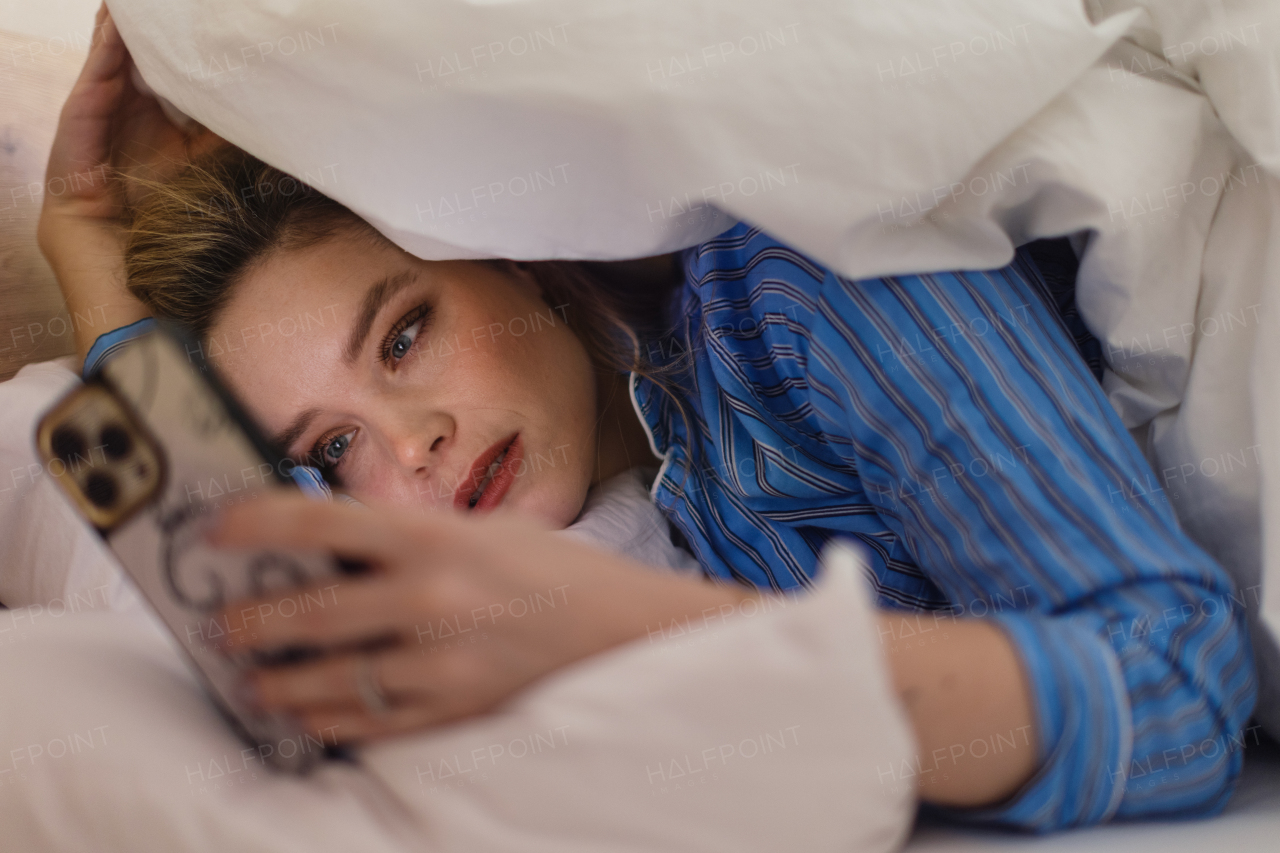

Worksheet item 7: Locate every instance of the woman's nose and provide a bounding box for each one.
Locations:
[386,413,453,474]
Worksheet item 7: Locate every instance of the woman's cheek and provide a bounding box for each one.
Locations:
[342,449,405,507]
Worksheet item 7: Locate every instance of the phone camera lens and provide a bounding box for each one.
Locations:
[51,425,87,465]
[100,424,133,460]
[85,472,119,509]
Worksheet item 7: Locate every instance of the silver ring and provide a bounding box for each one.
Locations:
[354,654,392,716]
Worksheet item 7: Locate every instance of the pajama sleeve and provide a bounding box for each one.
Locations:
[803,252,1256,831]
[83,317,158,379]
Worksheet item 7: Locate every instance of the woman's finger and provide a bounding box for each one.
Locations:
[293,653,504,744]
[65,11,127,118]
[218,573,420,651]
[46,10,128,197]
[301,702,452,746]
[210,491,431,563]
[250,645,495,725]
[249,652,377,712]
[249,646,428,710]
[247,640,501,712]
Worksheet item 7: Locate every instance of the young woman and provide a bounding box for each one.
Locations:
[37,9,1255,833]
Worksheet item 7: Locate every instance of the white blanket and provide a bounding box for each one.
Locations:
[104,0,1280,733]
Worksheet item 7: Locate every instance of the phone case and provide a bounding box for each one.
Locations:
[35,325,344,773]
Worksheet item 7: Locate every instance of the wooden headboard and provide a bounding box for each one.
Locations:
[0,29,86,381]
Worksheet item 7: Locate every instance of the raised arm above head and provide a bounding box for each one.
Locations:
[36,3,222,365]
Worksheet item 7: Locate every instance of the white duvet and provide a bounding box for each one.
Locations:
[103,0,1280,734]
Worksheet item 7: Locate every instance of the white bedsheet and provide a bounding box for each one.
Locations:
[909,740,1280,852]
[104,0,1280,734]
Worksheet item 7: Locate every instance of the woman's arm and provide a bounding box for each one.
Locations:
[37,4,220,364]
[877,614,1037,807]
[209,492,1037,808]
[798,249,1255,829]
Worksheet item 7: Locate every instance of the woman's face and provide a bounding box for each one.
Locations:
[207,228,601,528]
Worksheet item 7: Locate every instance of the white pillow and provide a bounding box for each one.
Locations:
[0,358,140,614]
[0,544,916,853]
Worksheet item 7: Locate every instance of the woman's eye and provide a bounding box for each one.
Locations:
[320,430,356,465]
[390,320,422,362]
[380,303,434,366]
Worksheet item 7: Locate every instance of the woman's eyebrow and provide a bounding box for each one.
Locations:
[272,407,320,458]
[342,268,420,365]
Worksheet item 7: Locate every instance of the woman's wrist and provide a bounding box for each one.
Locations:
[528,548,759,668]
[876,613,1038,808]
[37,207,149,364]
[603,573,758,651]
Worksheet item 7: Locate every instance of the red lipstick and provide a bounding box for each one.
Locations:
[453,434,522,512]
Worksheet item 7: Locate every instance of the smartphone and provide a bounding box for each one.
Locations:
[35,324,345,774]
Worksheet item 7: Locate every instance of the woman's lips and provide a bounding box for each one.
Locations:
[473,435,522,512]
[453,434,522,512]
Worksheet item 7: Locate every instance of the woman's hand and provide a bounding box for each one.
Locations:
[36,3,221,362]
[209,492,756,744]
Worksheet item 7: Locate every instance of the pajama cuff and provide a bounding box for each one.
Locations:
[936,611,1133,832]
[82,318,159,379]
[288,464,333,501]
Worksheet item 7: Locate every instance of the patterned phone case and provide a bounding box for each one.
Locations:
[36,325,344,773]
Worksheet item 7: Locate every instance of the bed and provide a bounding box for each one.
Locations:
[2,11,1279,852]
[914,739,1280,851]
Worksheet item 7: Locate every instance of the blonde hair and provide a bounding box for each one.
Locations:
[123,146,673,379]
[122,145,699,478]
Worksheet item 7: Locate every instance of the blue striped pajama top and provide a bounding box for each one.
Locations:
[631,222,1256,831]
